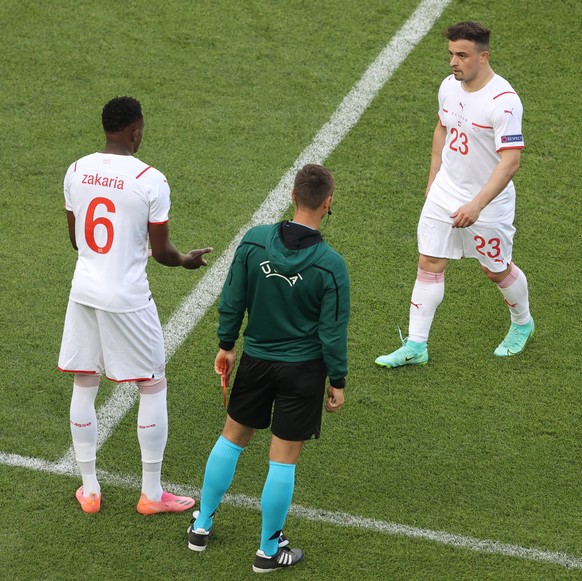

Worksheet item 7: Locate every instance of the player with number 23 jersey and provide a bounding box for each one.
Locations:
[429,73,524,224]
[376,21,534,369]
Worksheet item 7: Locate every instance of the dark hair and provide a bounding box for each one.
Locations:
[445,21,490,51]
[293,164,335,210]
[102,96,143,133]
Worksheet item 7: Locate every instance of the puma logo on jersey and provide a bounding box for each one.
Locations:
[82,173,125,190]
[260,261,303,286]
[503,109,513,115]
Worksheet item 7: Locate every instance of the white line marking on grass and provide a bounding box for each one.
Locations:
[288,505,582,571]
[2,451,581,571]
[53,0,454,461]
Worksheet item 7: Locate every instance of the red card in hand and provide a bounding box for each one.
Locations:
[221,373,227,408]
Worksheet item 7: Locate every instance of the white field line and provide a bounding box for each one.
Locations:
[54,0,454,469]
[11,0,573,572]
[2,451,581,571]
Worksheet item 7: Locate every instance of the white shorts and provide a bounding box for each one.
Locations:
[58,300,166,382]
[418,198,515,273]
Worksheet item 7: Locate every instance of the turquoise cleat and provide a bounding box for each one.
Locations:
[494,318,535,357]
[375,331,428,368]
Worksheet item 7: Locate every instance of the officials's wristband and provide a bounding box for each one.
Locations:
[329,378,346,389]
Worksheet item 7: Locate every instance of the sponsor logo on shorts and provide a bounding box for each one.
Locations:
[501,134,523,143]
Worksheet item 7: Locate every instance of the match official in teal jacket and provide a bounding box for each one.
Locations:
[218,214,349,387]
[187,164,350,573]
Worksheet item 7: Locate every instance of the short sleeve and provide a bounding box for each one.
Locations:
[148,175,171,224]
[492,92,525,151]
[437,76,451,127]
[63,161,76,211]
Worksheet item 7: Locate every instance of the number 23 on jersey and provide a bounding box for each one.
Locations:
[449,128,469,155]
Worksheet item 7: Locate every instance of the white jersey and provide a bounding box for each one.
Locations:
[428,74,524,223]
[64,152,170,312]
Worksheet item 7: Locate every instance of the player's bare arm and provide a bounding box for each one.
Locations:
[148,222,213,268]
[425,122,447,196]
[66,210,78,250]
[451,148,521,228]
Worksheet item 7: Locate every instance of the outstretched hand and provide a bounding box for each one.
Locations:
[183,247,213,269]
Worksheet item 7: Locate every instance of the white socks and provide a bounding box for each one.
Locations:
[70,377,169,502]
[405,263,530,344]
[137,387,168,501]
[496,263,531,325]
[408,268,445,343]
[70,382,100,495]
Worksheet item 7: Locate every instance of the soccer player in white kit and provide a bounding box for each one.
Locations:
[58,96,213,513]
[376,21,534,368]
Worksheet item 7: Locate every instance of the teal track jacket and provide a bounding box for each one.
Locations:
[218,221,350,388]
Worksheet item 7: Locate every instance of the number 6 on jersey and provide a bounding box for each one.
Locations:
[85,196,116,254]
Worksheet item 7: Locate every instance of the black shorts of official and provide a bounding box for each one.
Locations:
[227,353,327,441]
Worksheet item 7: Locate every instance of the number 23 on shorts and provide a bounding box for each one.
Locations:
[474,235,501,258]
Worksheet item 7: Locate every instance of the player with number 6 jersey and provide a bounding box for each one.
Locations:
[58,96,212,516]
[64,153,170,312]
[376,21,534,369]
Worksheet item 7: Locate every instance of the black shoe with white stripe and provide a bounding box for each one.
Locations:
[252,547,305,573]
[188,523,212,552]
[187,510,290,554]
[187,510,212,552]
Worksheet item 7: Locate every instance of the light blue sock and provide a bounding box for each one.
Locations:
[194,435,243,531]
[259,461,296,556]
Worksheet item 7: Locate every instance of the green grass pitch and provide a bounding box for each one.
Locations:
[1,0,581,579]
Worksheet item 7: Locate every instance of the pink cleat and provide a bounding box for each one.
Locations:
[76,486,101,514]
[136,491,195,515]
